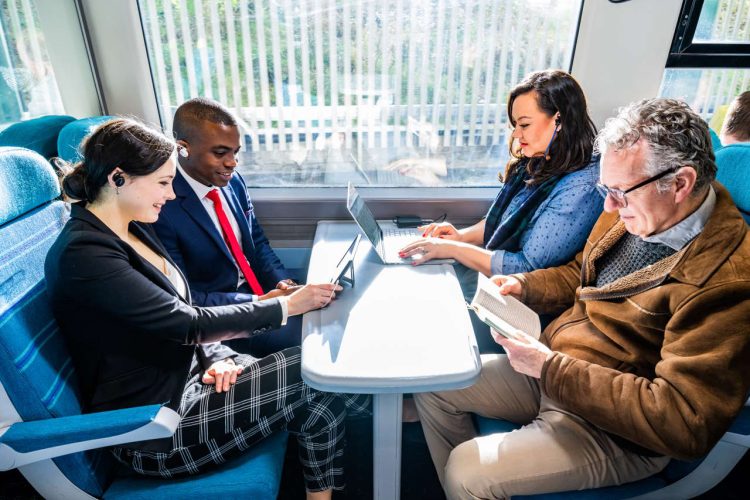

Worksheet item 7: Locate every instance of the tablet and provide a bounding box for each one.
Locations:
[331,234,361,285]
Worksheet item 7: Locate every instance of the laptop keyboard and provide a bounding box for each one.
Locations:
[383,227,420,240]
[383,227,421,262]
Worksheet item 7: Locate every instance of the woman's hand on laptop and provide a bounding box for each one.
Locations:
[399,238,455,265]
[419,222,461,240]
[286,283,343,316]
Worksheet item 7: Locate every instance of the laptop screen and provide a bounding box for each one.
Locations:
[347,183,382,250]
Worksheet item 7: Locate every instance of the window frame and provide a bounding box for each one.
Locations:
[249,185,498,247]
[80,0,690,243]
[667,0,750,68]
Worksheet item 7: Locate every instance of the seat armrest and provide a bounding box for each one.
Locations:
[0,405,179,470]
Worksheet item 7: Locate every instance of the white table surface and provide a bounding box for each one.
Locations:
[301,221,481,499]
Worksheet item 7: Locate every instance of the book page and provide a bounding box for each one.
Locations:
[471,276,541,340]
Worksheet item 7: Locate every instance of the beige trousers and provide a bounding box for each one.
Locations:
[414,354,670,499]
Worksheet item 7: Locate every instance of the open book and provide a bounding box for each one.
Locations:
[469,275,540,341]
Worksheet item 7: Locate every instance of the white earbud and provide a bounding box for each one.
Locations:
[178,146,189,159]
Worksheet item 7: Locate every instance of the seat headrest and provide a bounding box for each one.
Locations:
[715,142,750,220]
[57,116,115,163]
[709,128,723,152]
[0,147,61,226]
[0,115,76,158]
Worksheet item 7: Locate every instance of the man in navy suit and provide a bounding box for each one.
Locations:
[153,98,302,356]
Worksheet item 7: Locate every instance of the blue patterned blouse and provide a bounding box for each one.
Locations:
[489,157,603,275]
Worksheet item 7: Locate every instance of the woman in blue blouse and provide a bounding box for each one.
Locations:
[401,70,602,280]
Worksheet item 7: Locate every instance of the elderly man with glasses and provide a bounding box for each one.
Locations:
[414,98,750,499]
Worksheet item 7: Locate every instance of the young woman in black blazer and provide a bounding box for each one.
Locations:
[45,118,368,500]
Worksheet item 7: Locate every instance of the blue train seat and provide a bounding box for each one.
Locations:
[709,128,723,152]
[0,147,287,499]
[0,115,76,158]
[715,142,750,223]
[57,116,115,163]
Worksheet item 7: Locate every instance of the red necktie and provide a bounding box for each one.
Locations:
[205,189,264,295]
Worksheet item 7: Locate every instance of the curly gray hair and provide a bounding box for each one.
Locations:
[596,98,716,194]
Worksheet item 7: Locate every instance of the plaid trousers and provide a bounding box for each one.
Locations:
[112,348,370,492]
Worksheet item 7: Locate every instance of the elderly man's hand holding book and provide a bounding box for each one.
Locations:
[470,275,552,378]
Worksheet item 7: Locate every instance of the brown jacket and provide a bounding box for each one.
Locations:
[519,183,750,460]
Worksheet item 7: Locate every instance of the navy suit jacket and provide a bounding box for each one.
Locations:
[153,171,289,306]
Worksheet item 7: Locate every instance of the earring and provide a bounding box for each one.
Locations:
[113,172,124,195]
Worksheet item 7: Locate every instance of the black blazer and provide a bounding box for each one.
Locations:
[45,205,283,430]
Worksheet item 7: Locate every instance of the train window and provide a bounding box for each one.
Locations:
[138,0,583,188]
[661,67,750,119]
[693,0,750,44]
[0,0,64,126]
[659,0,750,121]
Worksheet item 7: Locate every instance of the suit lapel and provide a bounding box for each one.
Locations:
[174,171,234,263]
[70,204,190,303]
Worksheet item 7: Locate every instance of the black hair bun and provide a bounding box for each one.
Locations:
[61,162,89,202]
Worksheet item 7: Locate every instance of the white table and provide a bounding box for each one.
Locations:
[301,221,481,500]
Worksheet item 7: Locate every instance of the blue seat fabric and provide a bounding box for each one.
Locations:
[104,431,287,500]
[715,142,750,223]
[709,128,723,152]
[57,116,114,163]
[0,147,112,495]
[0,146,287,499]
[0,146,62,223]
[0,115,75,159]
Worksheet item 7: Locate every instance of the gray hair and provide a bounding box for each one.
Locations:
[596,98,716,194]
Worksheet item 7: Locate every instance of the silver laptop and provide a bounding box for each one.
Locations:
[346,183,453,265]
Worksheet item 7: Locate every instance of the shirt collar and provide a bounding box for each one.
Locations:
[177,164,218,200]
[643,186,716,250]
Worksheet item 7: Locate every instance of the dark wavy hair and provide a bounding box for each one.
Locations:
[504,70,597,184]
[60,118,175,203]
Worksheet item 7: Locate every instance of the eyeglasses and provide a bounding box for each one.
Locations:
[595,166,680,208]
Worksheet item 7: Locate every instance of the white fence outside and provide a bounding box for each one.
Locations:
[138,0,749,186]
[140,0,581,154]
